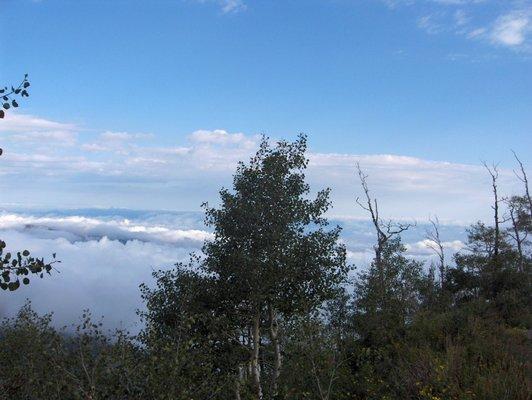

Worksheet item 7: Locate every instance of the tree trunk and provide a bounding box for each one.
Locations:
[375,240,386,310]
[235,365,243,400]
[493,188,500,262]
[510,210,524,272]
[269,305,281,397]
[251,312,263,399]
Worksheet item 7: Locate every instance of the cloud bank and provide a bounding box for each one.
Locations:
[0,112,527,221]
[0,209,468,331]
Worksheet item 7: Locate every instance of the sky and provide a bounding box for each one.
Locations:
[0,0,531,328]
[0,0,530,218]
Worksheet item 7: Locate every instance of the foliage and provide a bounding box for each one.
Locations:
[0,74,30,120]
[0,242,58,291]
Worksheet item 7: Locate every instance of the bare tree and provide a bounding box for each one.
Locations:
[355,163,413,263]
[355,163,414,297]
[425,216,446,289]
[483,162,503,263]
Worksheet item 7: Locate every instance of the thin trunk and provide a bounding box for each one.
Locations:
[269,305,281,397]
[509,208,524,272]
[439,252,445,290]
[235,365,243,400]
[494,189,500,261]
[310,357,327,400]
[376,239,387,309]
[484,162,500,263]
[251,312,263,399]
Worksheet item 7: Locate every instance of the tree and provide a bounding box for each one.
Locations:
[505,195,530,272]
[425,216,446,289]
[482,162,504,263]
[139,267,241,399]
[353,163,422,338]
[355,163,414,304]
[202,134,347,399]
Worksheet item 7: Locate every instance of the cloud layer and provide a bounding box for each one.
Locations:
[0,112,527,221]
[0,209,468,331]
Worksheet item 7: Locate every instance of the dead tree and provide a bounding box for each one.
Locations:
[512,151,532,220]
[483,162,503,264]
[425,216,446,289]
[355,163,413,300]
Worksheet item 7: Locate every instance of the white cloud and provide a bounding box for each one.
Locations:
[8,130,77,146]
[0,210,469,330]
[81,143,110,152]
[100,131,154,141]
[0,229,188,332]
[0,116,528,221]
[382,0,532,52]
[0,113,77,133]
[417,14,444,34]
[0,213,211,246]
[467,27,486,38]
[190,129,256,146]
[80,131,154,154]
[490,11,531,47]
[405,239,465,255]
[193,0,246,14]
[306,151,520,222]
[454,9,469,26]
[219,0,246,13]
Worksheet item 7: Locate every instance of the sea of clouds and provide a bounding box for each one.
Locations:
[0,208,468,332]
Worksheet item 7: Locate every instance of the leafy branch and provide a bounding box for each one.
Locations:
[0,74,31,119]
[0,241,60,291]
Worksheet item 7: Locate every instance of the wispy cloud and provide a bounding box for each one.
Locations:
[8,130,77,146]
[383,0,532,53]
[0,113,77,133]
[490,10,531,47]
[193,0,246,14]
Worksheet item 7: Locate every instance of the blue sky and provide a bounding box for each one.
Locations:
[0,0,531,218]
